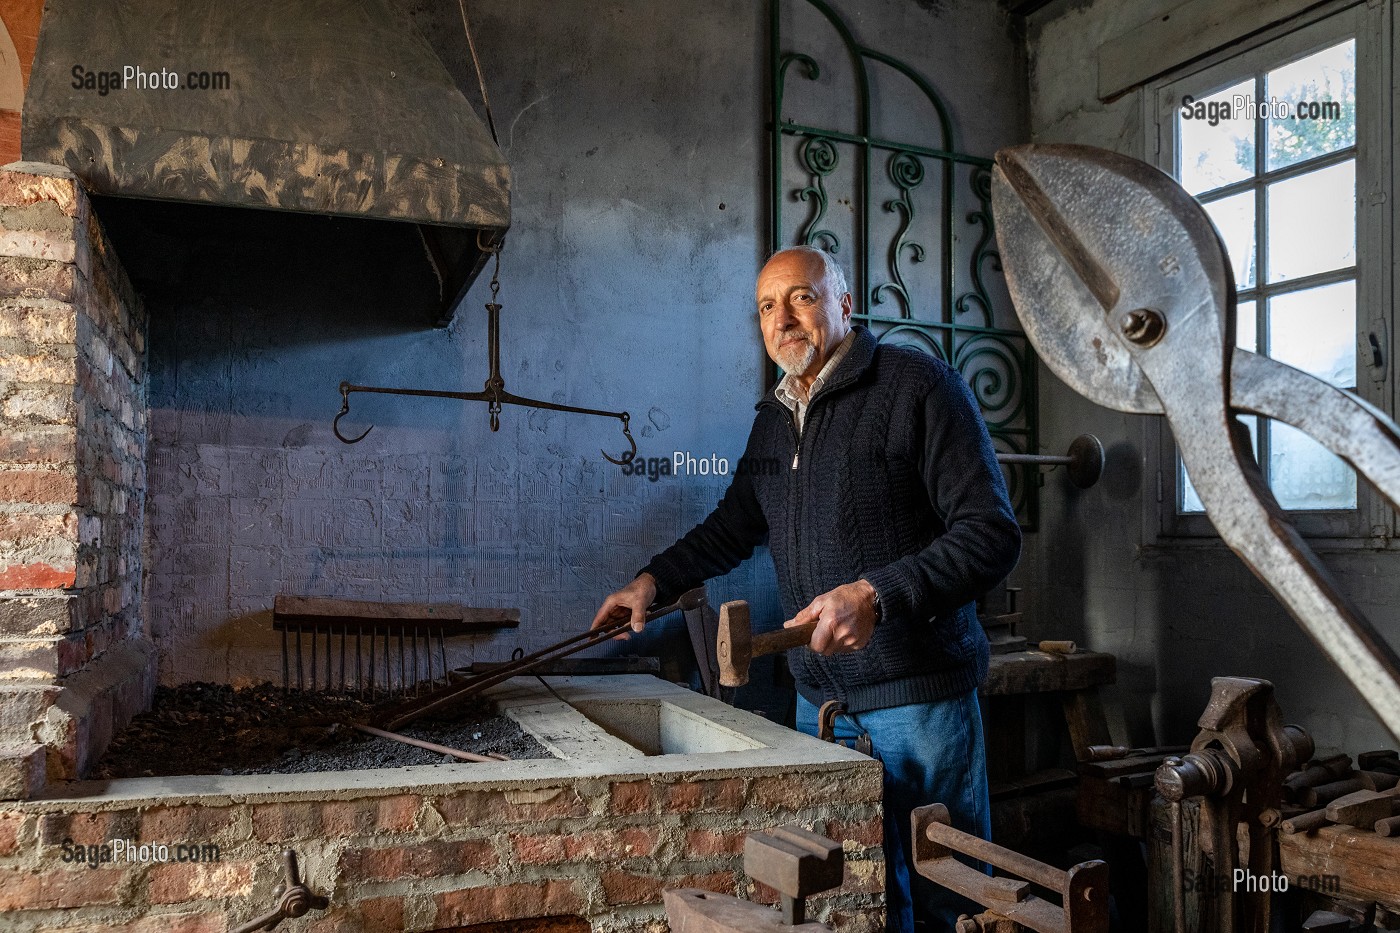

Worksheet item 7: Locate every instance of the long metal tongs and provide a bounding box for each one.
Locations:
[990,143,1400,739]
[381,587,707,731]
[333,244,636,465]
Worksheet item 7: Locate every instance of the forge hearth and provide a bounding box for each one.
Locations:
[90,684,554,779]
[0,676,885,931]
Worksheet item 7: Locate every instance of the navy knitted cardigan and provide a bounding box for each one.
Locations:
[641,325,1022,712]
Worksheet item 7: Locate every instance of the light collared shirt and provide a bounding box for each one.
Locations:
[774,328,856,437]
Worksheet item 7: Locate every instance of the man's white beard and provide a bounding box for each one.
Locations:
[777,336,817,377]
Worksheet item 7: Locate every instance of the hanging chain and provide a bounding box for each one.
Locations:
[489,247,501,305]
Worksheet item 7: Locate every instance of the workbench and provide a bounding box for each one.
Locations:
[980,646,1116,784]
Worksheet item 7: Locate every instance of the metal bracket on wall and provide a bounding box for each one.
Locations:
[332,243,637,465]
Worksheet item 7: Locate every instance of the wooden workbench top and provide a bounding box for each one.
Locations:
[981,648,1116,696]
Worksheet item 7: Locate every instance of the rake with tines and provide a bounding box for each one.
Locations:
[272,596,520,698]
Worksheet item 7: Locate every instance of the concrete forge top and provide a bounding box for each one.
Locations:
[24,676,876,810]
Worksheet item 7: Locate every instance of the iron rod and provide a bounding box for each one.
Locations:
[369,624,376,696]
[438,628,447,687]
[281,625,289,693]
[348,722,506,764]
[424,631,433,689]
[296,625,304,691]
[399,629,406,697]
[385,614,637,729]
[310,628,317,691]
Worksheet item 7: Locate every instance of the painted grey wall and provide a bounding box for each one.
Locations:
[137,0,1028,705]
[1023,0,1396,753]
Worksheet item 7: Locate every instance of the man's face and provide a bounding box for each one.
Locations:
[755,251,853,378]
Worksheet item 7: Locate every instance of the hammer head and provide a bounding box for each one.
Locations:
[716,600,752,688]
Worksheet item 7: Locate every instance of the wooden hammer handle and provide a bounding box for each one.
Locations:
[751,621,819,658]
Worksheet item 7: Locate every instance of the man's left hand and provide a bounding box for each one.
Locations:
[785,579,879,655]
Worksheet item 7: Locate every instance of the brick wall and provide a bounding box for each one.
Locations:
[0,766,885,931]
[0,162,153,797]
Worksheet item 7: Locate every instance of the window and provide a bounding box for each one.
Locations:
[1153,4,1389,540]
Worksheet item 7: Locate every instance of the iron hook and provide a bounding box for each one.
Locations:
[333,382,373,444]
[602,413,636,466]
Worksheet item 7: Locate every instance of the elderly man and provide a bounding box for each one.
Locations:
[592,245,1021,932]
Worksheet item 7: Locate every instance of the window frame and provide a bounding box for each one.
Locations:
[1144,0,1394,546]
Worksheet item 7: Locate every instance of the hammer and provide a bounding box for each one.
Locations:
[717,600,818,688]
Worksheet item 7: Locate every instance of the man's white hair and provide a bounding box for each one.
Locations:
[775,245,849,299]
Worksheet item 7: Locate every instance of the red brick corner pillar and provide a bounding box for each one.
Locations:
[0,162,153,798]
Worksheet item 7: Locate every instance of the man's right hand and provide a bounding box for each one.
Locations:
[590,572,659,639]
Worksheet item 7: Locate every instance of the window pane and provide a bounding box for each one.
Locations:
[1179,79,1256,195]
[1180,416,1258,514]
[1236,300,1257,352]
[1203,190,1256,289]
[1267,281,1356,387]
[1265,160,1355,283]
[1266,40,1356,171]
[1269,420,1357,509]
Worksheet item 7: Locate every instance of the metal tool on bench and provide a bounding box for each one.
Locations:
[990,143,1400,741]
[381,587,707,730]
[1280,760,1400,835]
[272,595,519,697]
[911,802,1110,933]
[717,600,817,688]
[664,825,844,931]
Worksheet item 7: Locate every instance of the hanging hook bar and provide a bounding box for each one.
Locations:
[332,238,637,464]
[333,382,636,464]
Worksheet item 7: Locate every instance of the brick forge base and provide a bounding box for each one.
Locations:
[0,162,154,798]
[0,676,886,931]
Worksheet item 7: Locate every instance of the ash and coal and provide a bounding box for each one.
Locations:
[92,682,554,779]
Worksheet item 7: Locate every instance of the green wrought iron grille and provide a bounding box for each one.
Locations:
[768,0,1042,529]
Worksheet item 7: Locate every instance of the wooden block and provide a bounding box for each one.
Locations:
[1061,688,1113,761]
[1279,824,1400,904]
[982,650,1115,695]
[272,595,520,634]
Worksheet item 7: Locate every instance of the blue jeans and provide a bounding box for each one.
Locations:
[796,690,991,933]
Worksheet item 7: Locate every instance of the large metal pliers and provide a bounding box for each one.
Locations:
[990,143,1400,738]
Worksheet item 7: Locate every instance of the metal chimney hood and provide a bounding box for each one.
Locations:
[20,0,510,325]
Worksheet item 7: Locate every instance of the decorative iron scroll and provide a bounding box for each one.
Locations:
[768,0,1041,529]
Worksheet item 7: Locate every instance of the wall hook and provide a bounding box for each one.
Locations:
[333,381,372,444]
